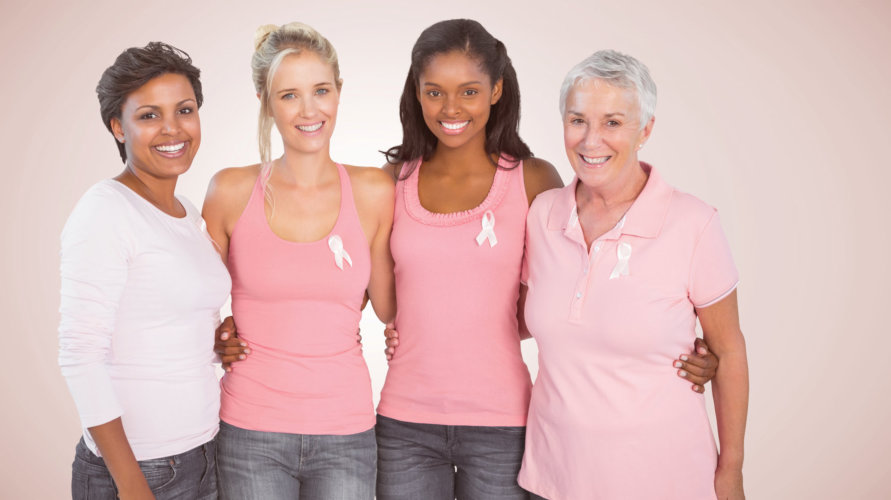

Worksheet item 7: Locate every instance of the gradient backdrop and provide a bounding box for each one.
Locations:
[2,0,888,498]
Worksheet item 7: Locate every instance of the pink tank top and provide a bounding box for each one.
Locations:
[378,155,532,426]
[221,163,374,435]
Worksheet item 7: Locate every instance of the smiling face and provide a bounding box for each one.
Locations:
[563,78,653,191]
[416,50,502,152]
[267,51,340,156]
[110,72,200,180]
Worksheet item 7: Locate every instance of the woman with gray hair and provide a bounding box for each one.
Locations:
[517,50,749,499]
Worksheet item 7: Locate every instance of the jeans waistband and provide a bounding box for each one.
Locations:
[76,436,216,466]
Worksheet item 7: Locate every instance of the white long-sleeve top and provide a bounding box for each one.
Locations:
[59,179,231,460]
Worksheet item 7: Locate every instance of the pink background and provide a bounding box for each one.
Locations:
[2,0,888,497]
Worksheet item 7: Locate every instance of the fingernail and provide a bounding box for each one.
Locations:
[679,370,687,377]
[680,355,689,361]
[240,342,247,347]
[698,347,707,354]
[243,349,251,354]
[238,354,245,360]
[674,361,683,368]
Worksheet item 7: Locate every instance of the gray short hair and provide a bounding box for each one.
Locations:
[559,50,656,129]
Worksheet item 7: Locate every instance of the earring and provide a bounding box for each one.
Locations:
[117,136,125,143]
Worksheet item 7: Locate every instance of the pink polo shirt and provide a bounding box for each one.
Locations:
[518,164,737,500]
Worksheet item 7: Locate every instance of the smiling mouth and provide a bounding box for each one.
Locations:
[297,122,324,132]
[155,142,185,153]
[580,154,610,166]
[440,120,470,135]
[153,142,187,157]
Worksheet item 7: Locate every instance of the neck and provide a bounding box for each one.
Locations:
[428,134,495,175]
[116,165,178,210]
[276,148,337,187]
[576,160,648,211]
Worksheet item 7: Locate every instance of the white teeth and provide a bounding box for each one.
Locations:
[155,142,185,153]
[298,122,323,132]
[581,155,610,165]
[441,121,469,130]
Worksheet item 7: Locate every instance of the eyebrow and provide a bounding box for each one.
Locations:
[134,98,196,111]
[566,110,626,118]
[276,82,334,94]
[422,81,484,87]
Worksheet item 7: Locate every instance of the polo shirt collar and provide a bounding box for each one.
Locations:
[546,162,674,239]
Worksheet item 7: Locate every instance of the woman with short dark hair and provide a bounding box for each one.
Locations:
[59,42,229,499]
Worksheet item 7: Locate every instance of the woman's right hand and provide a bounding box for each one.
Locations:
[214,316,249,371]
[384,322,399,361]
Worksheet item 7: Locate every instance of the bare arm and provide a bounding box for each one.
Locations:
[89,420,155,499]
[353,166,397,323]
[202,166,257,367]
[518,157,564,340]
[698,289,748,499]
[201,167,254,262]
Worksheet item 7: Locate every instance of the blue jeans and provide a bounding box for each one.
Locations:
[376,415,530,500]
[71,436,217,499]
[216,421,376,499]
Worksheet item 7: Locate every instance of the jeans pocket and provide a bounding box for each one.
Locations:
[140,458,178,493]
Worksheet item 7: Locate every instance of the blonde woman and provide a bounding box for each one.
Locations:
[203,23,395,499]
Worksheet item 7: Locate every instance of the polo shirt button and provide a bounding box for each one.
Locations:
[576,292,582,299]
[594,242,602,252]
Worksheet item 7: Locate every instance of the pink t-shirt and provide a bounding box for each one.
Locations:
[377,156,532,426]
[518,164,738,500]
[221,164,375,435]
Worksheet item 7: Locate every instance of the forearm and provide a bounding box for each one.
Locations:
[89,418,153,498]
[517,284,532,340]
[711,340,749,469]
[368,230,397,323]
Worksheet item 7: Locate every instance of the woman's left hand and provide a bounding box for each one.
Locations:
[714,464,745,500]
[674,337,718,393]
[383,322,399,361]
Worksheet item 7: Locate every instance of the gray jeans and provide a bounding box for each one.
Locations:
[71,436,217,499]
[375,414,530,500]
[216,420,376,500]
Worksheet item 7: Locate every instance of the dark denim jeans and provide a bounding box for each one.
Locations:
[71,436,217,499]
[376,414,529,500]
[216,420,376,500]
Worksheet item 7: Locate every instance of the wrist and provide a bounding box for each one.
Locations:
[717,453,744,471]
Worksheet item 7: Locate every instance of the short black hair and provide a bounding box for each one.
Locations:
[383,19,532,178]
[96,42,203,163]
